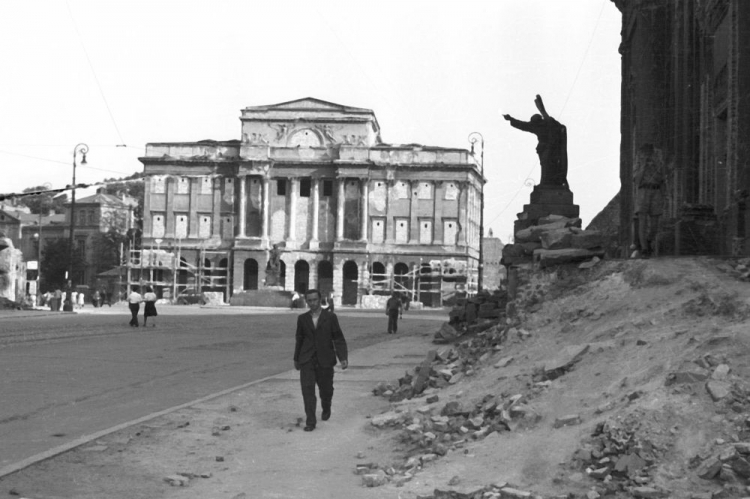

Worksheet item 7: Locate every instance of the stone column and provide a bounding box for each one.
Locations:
[457,182,468,246]
[238,176,247,238]
[261,176,270,243]
[310,178,320,250]
[336,178,345,241]
[288,177,298,242]
[360,178,369,241]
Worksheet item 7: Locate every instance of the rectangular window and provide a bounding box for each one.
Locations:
[419,219,433,244]
[323,180,333,197]
[443,219,457,245]
[201,177,212,194]
[175,214,188,239]
[371,218,385,244]
[300,178,311,197]
[152,176,166,194]
[152,213,165,238]
[417,182,433,200]
[177,177,190,194]
[221,216,233,239]
[199,215,211,238]
[394,181,409,199]
[395,218,409,243]
[276,179,286,196]
[444,182,459,200]
[78,210,86,225]
[76,237,86,259]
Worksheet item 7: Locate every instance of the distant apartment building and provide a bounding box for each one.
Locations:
[137,98,485,306]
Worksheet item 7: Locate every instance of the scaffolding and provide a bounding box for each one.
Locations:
[366,258,478,307]
[124,247,231,303]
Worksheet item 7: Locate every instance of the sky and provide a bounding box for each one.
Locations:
[0,0,622,243]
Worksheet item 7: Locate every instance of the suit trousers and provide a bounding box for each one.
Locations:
[387,309,400,333]
[299,361,334,427]
[129,303,140,326]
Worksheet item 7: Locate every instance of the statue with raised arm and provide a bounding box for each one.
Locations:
[503,94,568,188]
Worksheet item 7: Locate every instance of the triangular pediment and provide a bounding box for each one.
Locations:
[245,97,372,114]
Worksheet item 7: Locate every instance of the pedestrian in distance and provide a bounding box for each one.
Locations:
[385,291,403,334]
[71,290,79,310]
[143,286,158,327]
[77,291,85,309]
[127,287,142,327]
[92,290,100,308]
[293,288,348,432]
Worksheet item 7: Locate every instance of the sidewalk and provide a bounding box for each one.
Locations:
[0,329,445,498]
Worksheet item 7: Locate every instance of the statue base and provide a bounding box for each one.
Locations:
[230,289,292,308]
[514,185,580,235]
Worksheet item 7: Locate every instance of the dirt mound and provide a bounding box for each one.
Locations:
[371,257,750,498]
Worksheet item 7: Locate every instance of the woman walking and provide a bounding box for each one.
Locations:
[143,286,158,327]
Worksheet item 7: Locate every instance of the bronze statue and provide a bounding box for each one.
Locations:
[503,94,568,188]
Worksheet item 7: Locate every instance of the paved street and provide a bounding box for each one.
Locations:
[0,305,444,470]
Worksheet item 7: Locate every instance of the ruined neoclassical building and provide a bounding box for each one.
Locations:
[613,0,750,255]
[137,98,484,306]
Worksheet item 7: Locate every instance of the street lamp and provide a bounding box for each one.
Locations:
[64,143,88,312]
[468,132,485,292]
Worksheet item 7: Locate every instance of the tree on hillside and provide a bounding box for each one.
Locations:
[18,186,67,215]
[41,238,85,292]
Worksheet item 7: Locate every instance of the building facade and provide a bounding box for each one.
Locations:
[138,98,484,306]
[613,0,750,255]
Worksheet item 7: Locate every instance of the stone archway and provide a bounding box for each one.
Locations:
[244,258,258,290]
[317,260,333,296]
[342,260,358,306]
[294,260,310,293]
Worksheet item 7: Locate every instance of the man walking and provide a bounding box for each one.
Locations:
[293,288,348,432]
[127,287,142,327]
[385,291,403,334]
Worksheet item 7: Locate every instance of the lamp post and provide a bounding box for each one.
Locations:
[468,132,485,292]
[64,143,88,312]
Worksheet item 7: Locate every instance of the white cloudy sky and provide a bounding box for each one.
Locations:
[0,0,622,242]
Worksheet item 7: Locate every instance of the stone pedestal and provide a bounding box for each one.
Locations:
[514,185,580,235]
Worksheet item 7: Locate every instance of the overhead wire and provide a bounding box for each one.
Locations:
[64,0,127,146]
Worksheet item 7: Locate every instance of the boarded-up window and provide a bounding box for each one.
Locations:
[199,215,211,238]
[177,177,190,194]
[371,218,385,243]
[152,213,165,238]
[175,214,188,239]
[443,219,457,245]
[394,181,409,199]
[152,176,166,194]
[419,219,433,244]
[221,216,233,239]
[201,177,212,194]
[395,218,409,243]
[444,182,458,200]
[417,182,432,200]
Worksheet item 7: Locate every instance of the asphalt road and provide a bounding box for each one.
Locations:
[0,305,445,470]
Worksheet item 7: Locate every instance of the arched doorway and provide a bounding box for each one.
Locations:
[244,258,258,290]
[317,260,333,296]
[294,260,310,293]
[342,260,358,305]
[394,262,411,300]
[370,261,386,295]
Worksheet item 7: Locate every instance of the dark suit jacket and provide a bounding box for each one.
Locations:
[294,309,348,368]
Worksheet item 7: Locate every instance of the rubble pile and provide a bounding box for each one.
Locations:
[376,323,518,403]
[713,258,750,281]
[435,290,510,343]
[572,417,668,497]
[502,215,605,268]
